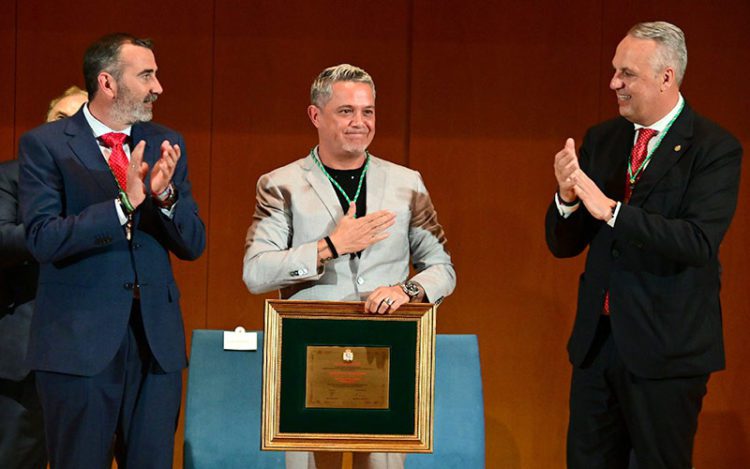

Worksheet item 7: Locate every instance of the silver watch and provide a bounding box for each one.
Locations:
[399,281,421,299]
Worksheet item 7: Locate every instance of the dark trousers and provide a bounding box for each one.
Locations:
[36,301,182,469]
[0,373,47,469]
[567,316,708,469]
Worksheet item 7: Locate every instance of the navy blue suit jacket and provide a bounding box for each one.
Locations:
[18,109,205,376]
[546,103,742,379]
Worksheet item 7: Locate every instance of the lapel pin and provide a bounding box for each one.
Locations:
[674,144,682,152]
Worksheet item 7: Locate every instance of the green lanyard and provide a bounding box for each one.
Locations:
[311,147,370,218]
[628,100,685,185]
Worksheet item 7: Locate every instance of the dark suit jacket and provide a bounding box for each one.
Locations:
[18,109,206,376]
[0,160,39,381]
[546,103,742,379]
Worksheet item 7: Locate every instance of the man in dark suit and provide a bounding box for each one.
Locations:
[18,33,205,468]
[0,160,45,468]
[546,21,742,469]
[0,86,87,469]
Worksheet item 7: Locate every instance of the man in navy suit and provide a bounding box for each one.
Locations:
[0,86,87,469]
[546,22,742,468]
[18,33,205,468]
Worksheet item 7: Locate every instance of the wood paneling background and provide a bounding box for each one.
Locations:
[2,1,748,467]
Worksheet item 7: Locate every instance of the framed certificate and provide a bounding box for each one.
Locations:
[261,300,436,453]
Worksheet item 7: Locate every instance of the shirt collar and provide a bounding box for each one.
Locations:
[82,104,132,139]
[634,93,684,133]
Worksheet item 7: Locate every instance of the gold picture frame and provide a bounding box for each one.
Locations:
[262,299,436,453]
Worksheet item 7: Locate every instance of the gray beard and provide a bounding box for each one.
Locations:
[111,102,152,125]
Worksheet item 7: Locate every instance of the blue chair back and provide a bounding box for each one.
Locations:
[184,331,485,468]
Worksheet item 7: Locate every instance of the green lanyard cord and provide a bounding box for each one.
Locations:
[311,147,370,218]
[627,100,685,184]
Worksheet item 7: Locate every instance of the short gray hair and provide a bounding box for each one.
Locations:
[83,33,153,99]
[628,21,688,85]
[310,64,375,107]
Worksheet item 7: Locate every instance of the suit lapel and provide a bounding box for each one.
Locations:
[628,105,693,206]
[365,156,386,213]
[360,156,387,265]
[601,122,633,202]
[131,123,160,165]
[131,123,161,189]
[65,111,118,196]
[64,114,165,199]
[302,153,343,222]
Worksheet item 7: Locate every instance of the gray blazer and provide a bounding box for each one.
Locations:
[243,153,455,303]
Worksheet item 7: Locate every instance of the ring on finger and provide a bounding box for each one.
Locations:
[384,297,394,306]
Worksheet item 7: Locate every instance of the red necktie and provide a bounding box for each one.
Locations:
[603,128,658,315]
[100,132,129,191]
[624,128,658,202]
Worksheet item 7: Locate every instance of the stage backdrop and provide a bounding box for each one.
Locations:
[2,1,748,467]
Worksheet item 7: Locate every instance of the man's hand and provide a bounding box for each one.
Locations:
[126,141,149,208]
[554,138,580,203]
[328,203,396,255]
[364,285,409,314]
[150,140,181,196]
[571,168,617,221]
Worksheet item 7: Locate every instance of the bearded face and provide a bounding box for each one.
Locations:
[112,79,159,125]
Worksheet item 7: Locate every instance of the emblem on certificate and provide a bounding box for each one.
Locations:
[306,346,390,409]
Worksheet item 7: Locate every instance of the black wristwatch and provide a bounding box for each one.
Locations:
[399,281,421,300]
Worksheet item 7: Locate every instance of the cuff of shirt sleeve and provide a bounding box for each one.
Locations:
[114,200,128,225]
[159,200,178,219]
[554,192,580,218]
[606,202,622,227]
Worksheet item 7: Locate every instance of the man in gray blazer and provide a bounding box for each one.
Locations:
[243,64,455,469]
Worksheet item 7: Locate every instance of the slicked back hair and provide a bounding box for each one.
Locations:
[310,64,375,108]
[628,21,688,85]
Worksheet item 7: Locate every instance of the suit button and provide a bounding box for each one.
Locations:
[611,248,620,259]
[134,243,141,249]
[124,282,133,290]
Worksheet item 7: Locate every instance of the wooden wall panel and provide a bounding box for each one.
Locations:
[5,1,750,467]
[0,0,16,162]
[410,2,602,466]
[206,0,411,331]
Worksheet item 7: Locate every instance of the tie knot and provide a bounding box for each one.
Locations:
[637,128,658,144]
[100,132,128,148]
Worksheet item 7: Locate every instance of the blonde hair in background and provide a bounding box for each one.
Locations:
[46,85,88,121]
